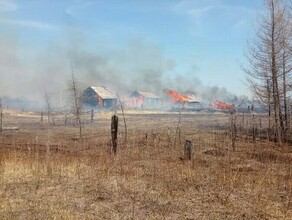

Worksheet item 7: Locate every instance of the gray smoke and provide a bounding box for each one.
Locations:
[0,29,238,109]
[164,72,236,103]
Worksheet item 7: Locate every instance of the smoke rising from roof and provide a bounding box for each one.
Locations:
[0,29,238,109]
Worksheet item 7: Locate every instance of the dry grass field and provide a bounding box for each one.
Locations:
[0,109,291,219]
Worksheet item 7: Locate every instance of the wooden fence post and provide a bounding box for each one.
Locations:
[184,140,192,160]
[41,111,43,123]
[230,109,237,151]
[111,115,119,155]
[259,118,262,129]
[64,112,67,126]
[242,112,245,132]
[252,105,256,143]
[91,109,94,124]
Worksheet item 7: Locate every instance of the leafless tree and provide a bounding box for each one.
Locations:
[116,92,127,147]
[44,91,55,126]
[229,97,246,151]
[243,0,291,144]
[70,61,83,140]
[174,102,184,148]
[230,108,237,151]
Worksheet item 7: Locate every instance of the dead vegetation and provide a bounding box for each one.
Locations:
[0,110,291,219]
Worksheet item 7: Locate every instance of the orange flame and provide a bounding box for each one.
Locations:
[212,100,234,110]
[165,90,190,103]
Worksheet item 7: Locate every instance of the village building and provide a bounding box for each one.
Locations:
[83,86,117,109]
[164,90,202,110]
[125,91,162,109]
[185,94,202,110]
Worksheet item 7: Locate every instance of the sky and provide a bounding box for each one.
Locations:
[0,0,264,102]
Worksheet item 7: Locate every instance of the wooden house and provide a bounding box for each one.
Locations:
[83,86,117,109]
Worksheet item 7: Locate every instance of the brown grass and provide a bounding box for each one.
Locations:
[0,110,291,219]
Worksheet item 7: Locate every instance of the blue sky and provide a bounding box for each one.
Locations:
[0,0,263,99]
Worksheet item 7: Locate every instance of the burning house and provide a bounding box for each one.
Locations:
[165,90,201,110]
[211,100,234,111]
[165,90,189,104]
[83,86,117,109]
[185,94,202,110]
[125,91,162,109]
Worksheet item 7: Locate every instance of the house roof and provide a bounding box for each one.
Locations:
[186,94,200,103]
[90,86,116,99]
[133,91,160,99]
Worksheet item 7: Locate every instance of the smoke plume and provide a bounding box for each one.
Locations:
[0,29,238,109]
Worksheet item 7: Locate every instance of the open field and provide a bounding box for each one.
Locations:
[0,110,291,219]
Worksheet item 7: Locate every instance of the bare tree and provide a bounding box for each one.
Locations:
[70,61,83,140]
[116,92,127,147]
[279,0,292,139]
[229,98,246,151]
[243,0,291,144]
[44,91,55,126]
[174,103,183,148]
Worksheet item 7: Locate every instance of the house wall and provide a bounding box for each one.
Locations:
[83,88,99,106]
[103,99,117,109]
[186,102,203,110]
[83,87,117,109]
[143,98,161,109]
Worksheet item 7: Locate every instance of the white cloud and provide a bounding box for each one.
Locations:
[233,20,246,30]
[174,0,219,15]
[0,0,18,11]
[65,0,93,19]
[218,4,259,31]
[173,0,259,35]
[172,0,219,37]
[175,0,257,19]
[0,17,57,31]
